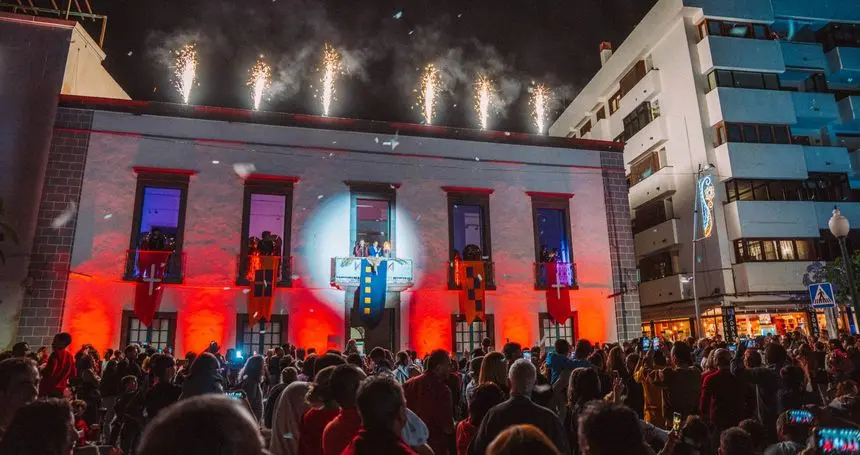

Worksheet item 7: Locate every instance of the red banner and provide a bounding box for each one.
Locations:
[134,251,167,327]
[545,262,572,323]
[458,261,485,323]
[248,256,279,324]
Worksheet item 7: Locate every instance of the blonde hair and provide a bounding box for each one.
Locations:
[487,424,561,455]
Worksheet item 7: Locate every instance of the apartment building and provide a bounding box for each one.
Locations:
[550,0,860,340]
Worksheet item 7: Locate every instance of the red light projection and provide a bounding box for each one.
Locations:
[407,290,452,357]
[64,276,120,353]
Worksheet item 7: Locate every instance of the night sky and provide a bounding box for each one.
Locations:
[88,0,656,132]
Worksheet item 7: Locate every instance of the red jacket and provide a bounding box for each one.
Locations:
[341,428,418,455]
[39,348,76,397]
[403,373,454,455]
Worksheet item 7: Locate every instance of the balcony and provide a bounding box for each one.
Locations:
[814,203,860,231]
[706,87,796,125]
[714,142,807,181]
[534,262,577,290]
[827,47,860,82]
[618,70,661,121]
[623,116,668,165]
[780,41,827,70]
[236,255,292,287]
[804,145,853,174]
[123,249,184,283]
[448,260,496,291]
[698,36,785,74]
[330,257,414,291]
[839,96,860,129]
[771,0,860,23]
[634,219,680,258]
[629,166,676,209]
[639,274,686,306]
[732,262,812,294]
[791,92,840,128]
[685,0,775,21]
[723,201,819,240]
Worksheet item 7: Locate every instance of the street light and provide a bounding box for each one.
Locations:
[828,206,860,334]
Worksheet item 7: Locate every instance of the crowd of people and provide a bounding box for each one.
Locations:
[2,329,860,454]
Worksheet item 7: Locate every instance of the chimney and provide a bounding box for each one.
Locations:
[600,41,613,66]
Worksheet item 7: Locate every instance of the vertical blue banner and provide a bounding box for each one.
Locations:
[358,259,387,328]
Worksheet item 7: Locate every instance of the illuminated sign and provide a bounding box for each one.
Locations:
[698,173,716,239]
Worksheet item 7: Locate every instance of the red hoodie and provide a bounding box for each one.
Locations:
[39,348,76,397]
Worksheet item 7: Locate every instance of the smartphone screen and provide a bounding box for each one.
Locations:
[817,427,860,455]
[651,337,660,351]
[788,409,814,425]
[641,337,651,351]
[226,391,246,401]
[672,412,682,433]
[728,344,737,352]
[523,351,532,361]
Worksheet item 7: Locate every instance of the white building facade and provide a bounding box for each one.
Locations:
[550,0,860,340]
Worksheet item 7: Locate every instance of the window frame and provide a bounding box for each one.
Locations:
[348,181,398,257]
[236,313,288,355]
[237,178,295,287]
[529,193,577,289]
[451,314,495,358]
[120,310,177,351]
[609,90,622,115]
[628,150,662,186]
[538,312,579,346]
[445,188,495,290]
[734,238,817,263]
[124,169,191,283]
[712,122,793,147]
[578,120,592,137]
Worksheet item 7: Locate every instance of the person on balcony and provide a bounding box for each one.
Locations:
[368,240,381,257]
[353,240,367,257]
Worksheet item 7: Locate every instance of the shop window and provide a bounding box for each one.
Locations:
[445,188,494,290]
[538,313,576,347]
[349,182,397,257]
[236,314,287,356]
[451,314,494,358]
[121,310,176,351]
[125,169,191,282]
[734,238,816,263]
[628,150,662,186]
[530,194,575,289]
[238,179,294,286]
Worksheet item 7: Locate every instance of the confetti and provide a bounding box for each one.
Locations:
[103,213,113,220]
[408,30,414,35]
[242,289,251,294]
[415,215,422,222]
[211,160,220,164]
[477,274,483,281]
[457,13,463,18]
[290,274,300,280]
[127,51,133,56]
[475,157,480,161]
[51,202,77,229]
[317,194,324,199]
[393,10,403,19]
[223,287,231,290]
[233,162,256,178]
[374,137,379,143]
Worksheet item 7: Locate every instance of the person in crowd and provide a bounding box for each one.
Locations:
[719,428,754,455]
[588,351,612,397]
[11,341,29,358]
[763,410,812,455]
[173,351,196,386]
[180,352,224,399]
[479,352,509,399]
[0,357,39,437]
[322,364,368,455]
[502,342,522,370]
[115,344,143,389]
[137,395,267,455]
[271,380,311,455]
[39,332,76,398]
[77,352,101,424]
[739,418,766,455]
[701,349,747,439]
[269,346,285,387]
[650,341,702,426]
[565,367,603,454]
[623,352,645,418]
[298,365,340,455]
[394,350,412,384]
[145,353,182,421]
[577,401,651,455]
[404,349,455,455]
[0,398,77,455]
[369,347,393,375]
[457,383,505,455]
[635,348,668,428]
[298,353,316,381]
[71,399,93,446]
[732,341,789,441]
[664,415,711,455]
[113,374,145,451]
[546,339,591,384]
[465,356,483,409]
[266,366,298,428]
[776,365,818,413]
[486,424,562,455]
[469,359,568,455]
[238,354,265,423]
[343,375,417,455]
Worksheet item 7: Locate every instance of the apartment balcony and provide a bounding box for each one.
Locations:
[827,47,860,82]
[803,145,853,174]
[623,115,668,165]
[706,87,796,125]
[724,201,819,240]
[330,257,414,291]
[733,262,812,294]
[685,0,774,22]
[814,203,860,231]
[639,274,686,307]
[770,0,860,23]
[629,166,675,209]
[634,218,680,258]
[698,36,785,74]
[714,142,807,181]
[839,96,860,129]
[780,41,827,70]
[618,69,661,121]
[792,92,840,128]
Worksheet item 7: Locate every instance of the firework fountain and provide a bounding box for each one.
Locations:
[319,44,343,116]
[247,57,272,111]
[474,75,495,130]
[417,64,441,125]
[530,83,551,135]
[173,43,198,104]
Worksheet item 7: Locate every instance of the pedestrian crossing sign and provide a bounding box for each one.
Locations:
[809,282,836,309]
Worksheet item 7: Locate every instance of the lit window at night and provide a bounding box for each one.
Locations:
[248,193,286,257]
[355,199,391,254]
[138,187,181,250]
[452,204,484,257]
[537,208,570,263]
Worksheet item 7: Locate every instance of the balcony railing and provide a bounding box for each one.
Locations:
[330,257,414,291]
[236,255,292,287]
[448,260,496,290]
[534,262,577,290]
[123,249,184,283]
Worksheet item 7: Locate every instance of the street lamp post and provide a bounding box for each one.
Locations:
[829,207,860,335]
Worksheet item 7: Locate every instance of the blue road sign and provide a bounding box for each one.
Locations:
[809,282,836,309]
